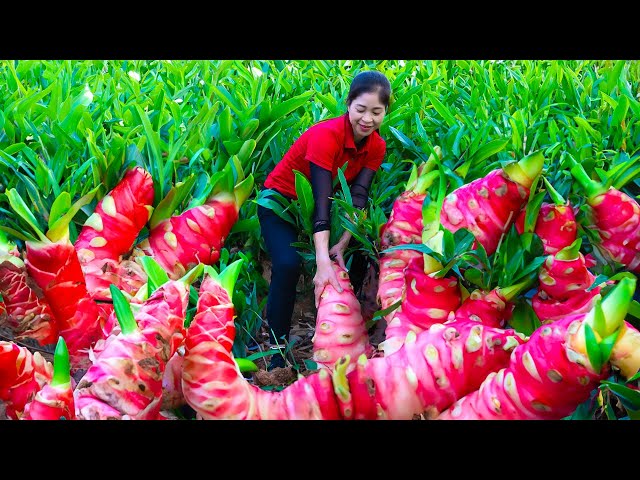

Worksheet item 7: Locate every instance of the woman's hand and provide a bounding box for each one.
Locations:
[328,230,351,270]
[328,241,348,271]
[313,258,343,308]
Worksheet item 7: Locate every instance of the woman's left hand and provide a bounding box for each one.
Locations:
[328,241,348,270]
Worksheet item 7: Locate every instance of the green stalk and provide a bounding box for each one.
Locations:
[46,186,99,243]
[498,277,535,302]
[415,170,439,195]
[569,159,607,200]
[420,145,442,176]
[422,194,441,245]
[404,164,418,192]
[421,194,444,274]
[110,284,138,335]
[235,357,258,373]
[204,259,244,297]
[585,276,636,338]
[51,337,71,387]
[503,151,545,188]
[541,176,566,206]
[6,188,48,243]
[555,238,582,261]
[179,263,205,286]
[209,166,235,197]
[233,174,255,208]
[139,256,170,297]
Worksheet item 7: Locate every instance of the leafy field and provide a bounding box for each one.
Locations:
[1,60,640,419]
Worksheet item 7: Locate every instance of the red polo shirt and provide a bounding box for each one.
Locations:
[264,113,386,199]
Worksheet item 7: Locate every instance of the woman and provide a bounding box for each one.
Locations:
[258,70,391,370]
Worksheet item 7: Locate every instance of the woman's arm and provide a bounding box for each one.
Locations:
[310,163,343,307]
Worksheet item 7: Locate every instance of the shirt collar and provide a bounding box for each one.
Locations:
[343,112,371,153]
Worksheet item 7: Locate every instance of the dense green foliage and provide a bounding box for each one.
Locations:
[2,59,640,418]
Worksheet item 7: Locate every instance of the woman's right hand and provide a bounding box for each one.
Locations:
[313,259,343,308]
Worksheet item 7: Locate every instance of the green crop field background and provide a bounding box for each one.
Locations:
[2,59,640,420]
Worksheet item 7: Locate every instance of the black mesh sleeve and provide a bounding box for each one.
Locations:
[310,162,333,233]
[350,167,376,210]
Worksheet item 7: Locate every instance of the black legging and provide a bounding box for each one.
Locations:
[258,203,369,347]
[258,203,302,346]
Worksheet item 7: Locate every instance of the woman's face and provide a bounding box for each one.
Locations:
[347,91,386,143]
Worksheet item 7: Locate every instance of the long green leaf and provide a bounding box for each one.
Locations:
[149,175,197,229]
[269,91,314,122]
[47,186,99,242]
[294,170,314,231]
[139,256,170,296]
[426,92,458,127]
[468,138,509,167]
[109,284,137,335]
[584,322,603,373]
[6,188,47,242]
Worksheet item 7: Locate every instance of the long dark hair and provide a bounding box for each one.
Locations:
[346,70,392,110]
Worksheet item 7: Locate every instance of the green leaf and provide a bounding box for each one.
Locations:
[6,188,47,242]
[48,192,72,231]
[512,257,546,285]
[269,91,314,122]
[235,357,258,373]
[372,298,402,320]
[0,225,32,242]
[237,139,256,165]
[463,268,485,290]
[134,104,164,188]
[426,91,458,128]
[591,298,606,336]
[149,175,197,229]
[451,228,476,258]
[388,126,421,154]
[222,139,244,156]
[584,322,603,373]
[294,170,314,231]
[600,380,640,411]
[567,396,598,420]
[523,191,546,233]
[51,337,71,387]
[210,85,244,118]
[468,138,509,168]
[605,60,625,94]
[303,359,319,371]
[218,106,234,141]
[230,217,260,234]
[508,299,541,337]
[612,94,630,128]
[573,116,600,141]
[381,242,438,257]
[336,166,352,206]
[47,186,99,242]
[316,93,339,116]
[253,196,296,226]
[240,119,260,140]
[109,284,137,335]
[627,371,640,383]
[139,256,170,296]
[599,329,620,366]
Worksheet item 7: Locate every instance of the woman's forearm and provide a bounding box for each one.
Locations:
[338,229,352,247]
[313,230,332,264]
